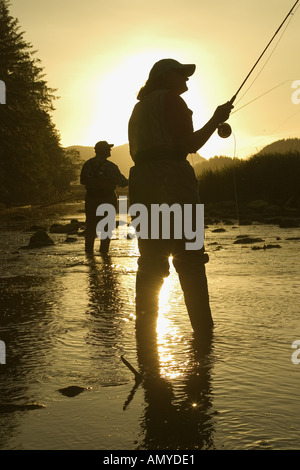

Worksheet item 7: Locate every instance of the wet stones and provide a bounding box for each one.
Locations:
[211,228,226,233]
[21,228,55,249]
[0,403,46,412]
[251,244,281,250]
[57,386,92,397]
[233,236,265,244]
[49,219,80,234]
[19,218,84,249]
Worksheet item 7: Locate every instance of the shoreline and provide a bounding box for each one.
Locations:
[1,203,299,230]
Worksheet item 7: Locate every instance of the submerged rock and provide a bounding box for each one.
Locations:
[0,403,46,412]
[21,229,54,249]
[57,386,92,397]
[63,237,78,243]
[50,220,79,234]
[234,237,264,244]
[211,228,226,233]
[252,244,281,250]
[30,229,54,247]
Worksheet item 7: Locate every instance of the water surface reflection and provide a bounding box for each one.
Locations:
[84,255,133,386]
[0,275,61,448]
[126,273,217,450]
[134,331,215,449]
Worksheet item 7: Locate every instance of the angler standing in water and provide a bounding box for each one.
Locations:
[80,141,128,255]
[128,59,232,341]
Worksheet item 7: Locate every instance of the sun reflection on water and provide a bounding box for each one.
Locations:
[156,270,184,379]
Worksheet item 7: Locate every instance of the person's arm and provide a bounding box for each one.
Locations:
[116,172,128,188]
[187,102,233,153]
[165,93,233,154]
[104,162,128,187]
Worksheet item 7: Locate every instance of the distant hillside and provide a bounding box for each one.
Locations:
[187,153,207,173]
[257,138,300,155]
[67,145,94,162]
[192,155,235,177]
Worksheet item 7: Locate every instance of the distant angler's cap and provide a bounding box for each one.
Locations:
[148,59,196,81]
[94,141,114,154]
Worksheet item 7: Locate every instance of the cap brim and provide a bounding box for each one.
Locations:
[179,64,196,76]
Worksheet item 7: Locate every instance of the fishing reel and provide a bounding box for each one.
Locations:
[217,122,232,139]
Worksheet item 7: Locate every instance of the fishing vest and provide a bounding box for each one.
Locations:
[129,89,184,163]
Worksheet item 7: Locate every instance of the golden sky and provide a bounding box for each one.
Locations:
[9,0,300,158]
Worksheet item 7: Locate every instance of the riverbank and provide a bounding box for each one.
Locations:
[0,185,86,230]
[203,199,300,227]
[1,197,299,236]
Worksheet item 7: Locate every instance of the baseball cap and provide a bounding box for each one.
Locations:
[148,59,196,80]
[94,141,114,154]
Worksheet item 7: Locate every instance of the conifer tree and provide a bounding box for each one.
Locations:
[0,0,79,205]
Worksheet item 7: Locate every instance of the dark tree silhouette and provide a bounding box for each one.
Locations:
[197,151,300,210]
[0,0,80,205]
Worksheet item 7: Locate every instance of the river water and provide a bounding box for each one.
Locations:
[0,202,299,450]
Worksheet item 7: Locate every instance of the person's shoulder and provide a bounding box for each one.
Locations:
[105,160,119,169]
[82,156,95,166]
[165,90,187,103]
[164,91,188,111]
[165,90,187,108]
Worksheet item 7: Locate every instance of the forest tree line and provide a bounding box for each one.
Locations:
[197,152,300,210]
[0,0,81,206]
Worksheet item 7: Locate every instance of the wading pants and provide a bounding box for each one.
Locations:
[84,194,116,254]
[135,237,213,338]
[129,160,213,342]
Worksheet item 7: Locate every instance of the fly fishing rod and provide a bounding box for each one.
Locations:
[218,0,299,138]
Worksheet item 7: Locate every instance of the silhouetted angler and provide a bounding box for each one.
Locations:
[80,141,128,254]
[128,58,232,339]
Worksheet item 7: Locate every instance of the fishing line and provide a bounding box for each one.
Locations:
[225,103,300,263]
[268,107,300,135]
[243,107,300,154]
[218,0,300,138]
[231,80,292,116]
[235,7,298,106]
[231,132,240,226]
[226,131,244,262]
[196,2,299,261]
[218,0,299,246]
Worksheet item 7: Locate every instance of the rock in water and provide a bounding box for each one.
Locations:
[234,237,264,245]
[0,403,46,412]
[28,229,54,248]
[57,386,91,397]
[50,221,79,234]
[20,229,55,249]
